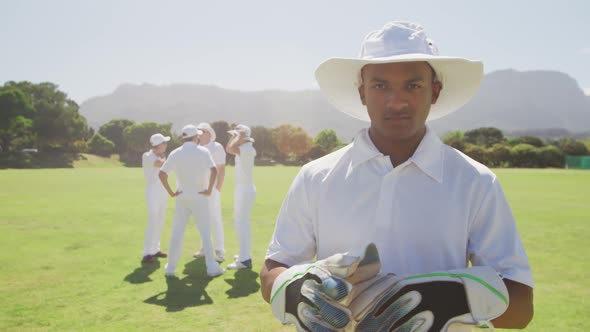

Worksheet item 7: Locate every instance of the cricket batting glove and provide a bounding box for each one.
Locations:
[348,266,509,331]
[270,244,382,332]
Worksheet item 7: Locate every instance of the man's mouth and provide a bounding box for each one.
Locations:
[383,113,411,121]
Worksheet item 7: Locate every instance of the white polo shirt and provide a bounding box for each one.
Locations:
[235,142,256,186]
[160,142,216,197]
[142,150,164,190]
[266,127,534,288]
[203,141,226,166]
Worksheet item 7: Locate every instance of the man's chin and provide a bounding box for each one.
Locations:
[373,124,426,143]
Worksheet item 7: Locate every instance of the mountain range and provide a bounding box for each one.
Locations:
[79,69,590,140]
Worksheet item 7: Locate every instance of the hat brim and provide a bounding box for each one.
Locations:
[197,125,216,142]
[314,55,483,122]
[151,136,171,146]
[182,130,203,139]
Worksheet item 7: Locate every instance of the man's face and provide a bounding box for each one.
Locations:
[358,61,442,143]
[199,131,211,145]
[154,142,167,154]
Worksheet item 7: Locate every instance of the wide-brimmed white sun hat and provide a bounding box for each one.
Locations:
[315,21,483,122]
[235,124,252,137]
[229,124,255,142]
[196,122,216,141]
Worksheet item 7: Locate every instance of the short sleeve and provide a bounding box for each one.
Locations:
[160,151,175,174]
[468,178,534,288]
[142,152,156,168]
[205,149,216,169]
[213,144,226,165]
[238,145,256,159]
[265,169,316,266]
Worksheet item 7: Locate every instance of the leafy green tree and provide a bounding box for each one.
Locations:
[558,138,589,156]
[464,127,504,147]
[251,125,278,160]
[98,119,135,153]
[442,130,465,151]
[306,145,327,160]
[272,124,313,163]
[488,143,512,167]
[2,81,91,167]
[210,121,231,147]
[0,87,34,154]
[464,144,488,165]
[538,145,564,168]
[511,144,540,168]
[507,136,545,147]
[88,133,115,157]
[314,129,343,154]
[6,82,89,152]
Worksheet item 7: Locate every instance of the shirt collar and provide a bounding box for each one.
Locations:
[350,126,445,183]
[350,129,382,169]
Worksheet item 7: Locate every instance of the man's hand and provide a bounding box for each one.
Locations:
[270,243,510,331]
[270,244,381,331]
[169,190,182,197]
[345,261,509,331]
[199,189,212,197]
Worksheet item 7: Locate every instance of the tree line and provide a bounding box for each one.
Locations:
[1,81,589,168]
[88,120,345,167]
[0,81,345,168]
[443,127,589,168]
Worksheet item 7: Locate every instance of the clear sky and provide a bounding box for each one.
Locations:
[1,0,589,104]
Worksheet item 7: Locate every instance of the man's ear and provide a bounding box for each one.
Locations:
[431,81,442,104]
[358,85,367,106]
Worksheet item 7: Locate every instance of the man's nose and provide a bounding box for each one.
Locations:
[384,90,409,110]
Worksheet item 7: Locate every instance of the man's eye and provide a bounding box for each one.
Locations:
[372,83,387,90]
[407,83,421,90]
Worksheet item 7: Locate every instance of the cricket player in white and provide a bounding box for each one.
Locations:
[159,124,224,278]
[141,133,170,264]
[261,22,534,331]
[193,122,226,262]
[226,124,256,270]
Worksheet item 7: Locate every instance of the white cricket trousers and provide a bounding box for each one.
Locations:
[165,194,220,275]
[198,188,224,254]
[234,184,256,262]
[142,186,168,256]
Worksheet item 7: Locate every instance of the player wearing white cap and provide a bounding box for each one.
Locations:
[159,124,224,278]
[141,133,170,264]
[226,124,256,270]
[193,122,227,262]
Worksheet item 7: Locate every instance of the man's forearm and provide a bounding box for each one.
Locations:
[261,259,289,303]
[226,135,238,154]
[226,136,247,155]
[491,279,534,328]
[158,171,175,196]
[208,167,218,193]
[216,165,225,190]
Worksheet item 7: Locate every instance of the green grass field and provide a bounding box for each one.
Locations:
[0,165,588,331]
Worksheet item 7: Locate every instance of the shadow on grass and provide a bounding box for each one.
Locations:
[225,269,260,298]
[144,259,214,311]
[124,260,161,284]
